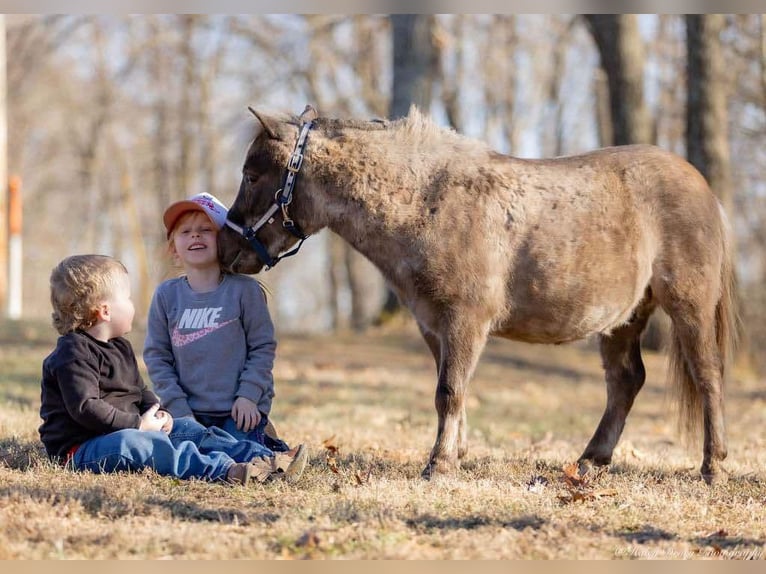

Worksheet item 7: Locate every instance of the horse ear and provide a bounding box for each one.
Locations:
[299,105,318,123]
[248,106,280,140]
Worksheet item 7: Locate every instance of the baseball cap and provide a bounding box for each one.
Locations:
[163,192,229,237]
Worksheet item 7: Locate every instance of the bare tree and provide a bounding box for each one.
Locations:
[378,14,437,322]
[74,19,113,252]
[176,15,199,202]
[390,15,436,119]
[686,15,732,212]
[437,15,466,132]
[652,16,686,152]
[584,15,652,146]
[480,15,521,154]
[542,16,578,156]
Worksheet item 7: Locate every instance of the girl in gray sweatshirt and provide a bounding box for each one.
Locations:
[144,192,290,452]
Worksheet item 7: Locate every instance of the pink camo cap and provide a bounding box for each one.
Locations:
[163,192,228,237]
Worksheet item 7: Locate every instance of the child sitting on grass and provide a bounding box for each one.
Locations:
[38,254,307,485]
[144,192,291,452]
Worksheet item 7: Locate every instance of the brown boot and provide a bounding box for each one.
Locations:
[225,462,252,485]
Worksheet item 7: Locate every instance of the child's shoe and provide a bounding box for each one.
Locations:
[247,444,308,484]
[225,462,252,485]
[248,456,277,483]
[236,445,309,485]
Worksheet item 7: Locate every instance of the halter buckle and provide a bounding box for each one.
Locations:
[287,152,303,173]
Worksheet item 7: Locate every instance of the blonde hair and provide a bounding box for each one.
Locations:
[166,210,215,241]
[49,254,128,335]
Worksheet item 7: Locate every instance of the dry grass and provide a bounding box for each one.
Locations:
[0,319,764,559]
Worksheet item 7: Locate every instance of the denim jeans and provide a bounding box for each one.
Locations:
[169,416,275,459]
[71,419,275,482]
[195,413,290,452]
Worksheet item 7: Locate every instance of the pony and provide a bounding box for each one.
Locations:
[218,105,739,484]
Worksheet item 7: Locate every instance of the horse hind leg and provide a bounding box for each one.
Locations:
[666,308,728,484]
[579,295,656,470]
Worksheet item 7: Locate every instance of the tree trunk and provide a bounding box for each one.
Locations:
[584,15,651,145]
[177,15,197,200]
[379,14,436,321]
[686,15,732,212]
[390,15,435,119]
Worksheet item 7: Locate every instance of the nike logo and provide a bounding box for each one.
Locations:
[171,318,237,347]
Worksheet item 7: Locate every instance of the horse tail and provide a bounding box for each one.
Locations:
[667,201,741,440]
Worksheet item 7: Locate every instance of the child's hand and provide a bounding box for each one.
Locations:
[231,397,261,432]
[159,410,174,434]
[139,404,167,432]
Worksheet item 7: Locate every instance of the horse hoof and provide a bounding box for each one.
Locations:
[578,459,595,476]
[577,457,609,476]
[701,466,729,486]
[421,460,458,480]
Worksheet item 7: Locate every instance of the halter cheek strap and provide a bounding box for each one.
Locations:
[225,120,312,269]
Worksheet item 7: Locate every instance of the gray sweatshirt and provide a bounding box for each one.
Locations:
[143,274,276,418]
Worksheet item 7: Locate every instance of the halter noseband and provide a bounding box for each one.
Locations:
[225,120,312,270]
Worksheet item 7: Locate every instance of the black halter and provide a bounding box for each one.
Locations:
[225,121,312,269]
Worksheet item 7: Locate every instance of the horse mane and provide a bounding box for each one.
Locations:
[311,107,484,153]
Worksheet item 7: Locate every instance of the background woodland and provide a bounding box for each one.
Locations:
[2,14,766,371]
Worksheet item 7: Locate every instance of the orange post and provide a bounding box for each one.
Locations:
[7,175,22,319]
[9,175,21,236]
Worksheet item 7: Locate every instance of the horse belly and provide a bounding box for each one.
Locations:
[497,250,651,344]
[496,295,637,344]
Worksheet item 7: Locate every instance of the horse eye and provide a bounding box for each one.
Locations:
[243,174,256,186]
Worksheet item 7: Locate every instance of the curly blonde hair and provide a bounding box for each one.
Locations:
[49,254,128,335]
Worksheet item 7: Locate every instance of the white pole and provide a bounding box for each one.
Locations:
[8,233,20,319]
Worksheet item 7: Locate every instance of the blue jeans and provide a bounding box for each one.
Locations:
[195,413,290,452]
[72,419,274,482]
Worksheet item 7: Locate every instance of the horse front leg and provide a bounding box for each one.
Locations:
[417,321,469,461]
[422,318,489,479]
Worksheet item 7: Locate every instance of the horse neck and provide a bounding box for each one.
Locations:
[303,128,418,273]
[307,127,427,220]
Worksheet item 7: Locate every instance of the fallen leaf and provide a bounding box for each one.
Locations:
[323,435,341,473]
[562,461,588,487]
[322,435,339,452]
[355,467,371,485]
[326,452,339,474]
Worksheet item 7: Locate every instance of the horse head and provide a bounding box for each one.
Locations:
[219,105,318,274]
